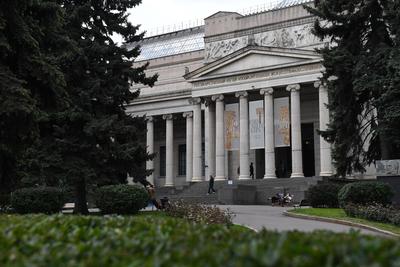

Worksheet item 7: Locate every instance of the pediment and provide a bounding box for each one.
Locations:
[185,46,321,81]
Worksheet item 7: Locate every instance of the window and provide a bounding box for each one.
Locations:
[159,146,166,177]
[178,144,186,176]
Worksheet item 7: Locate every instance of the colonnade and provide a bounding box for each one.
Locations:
[145,83,333,186]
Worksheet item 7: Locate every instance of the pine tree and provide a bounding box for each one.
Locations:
[34,0,157,214]
[305,0,397,176]
[0,0,68,193]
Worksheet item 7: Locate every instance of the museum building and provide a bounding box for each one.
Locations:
[126,0,334,187]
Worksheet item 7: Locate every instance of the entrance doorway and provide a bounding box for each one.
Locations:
[301,123,315,177]
[275,147,291,178]
[255,149,265,179]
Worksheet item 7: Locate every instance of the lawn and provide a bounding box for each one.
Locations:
[1,212,400,266]
[289,208,400,235]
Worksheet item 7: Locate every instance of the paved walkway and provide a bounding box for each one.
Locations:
[219,205,386,236]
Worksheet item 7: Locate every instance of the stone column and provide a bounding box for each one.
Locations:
[191,98,203,182]
[212,94,226,180]
[163,114,174,186]
[260,88,276,179]
[235,91,250,180]
[315,81,333,176]
[146,116,155,185]
[206,100,216,179]
[183,112,193,182]
[287,84,304,178]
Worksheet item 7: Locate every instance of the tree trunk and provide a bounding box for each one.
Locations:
[73,177,89,215]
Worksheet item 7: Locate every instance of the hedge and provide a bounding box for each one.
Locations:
[307,183,342,208]
[95,184,148,215]
[10,187,64,214]
[1,214,400,266]
[338,181,394,207]
[344,203,400,226]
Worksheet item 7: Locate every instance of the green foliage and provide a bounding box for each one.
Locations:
[10,187,64,214]
[305,0,400,176]
[338,181,394,207]
[30,0,157,214]
[344,203,400,226]
[165,200,234,225]
[2,215,400,266]
[307,183,342,208]
[95,185,148,215]
[0,0,68,192]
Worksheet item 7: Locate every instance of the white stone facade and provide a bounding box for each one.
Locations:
[127,1,335,187]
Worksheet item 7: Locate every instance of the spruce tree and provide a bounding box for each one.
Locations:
[306,0,397,176]
[0,0,68,193]
[35,0,157,214]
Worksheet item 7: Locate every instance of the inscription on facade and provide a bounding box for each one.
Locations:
[193,63,321,88]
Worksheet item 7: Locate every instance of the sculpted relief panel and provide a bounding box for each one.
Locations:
[205,24,320,62]
[255,24,319,48]
[205,36,248,62]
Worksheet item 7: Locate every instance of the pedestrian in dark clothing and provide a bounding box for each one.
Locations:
[208,175,216,194]
[250,162,254,179]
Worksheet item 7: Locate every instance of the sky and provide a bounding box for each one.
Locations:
[128,0,280,36]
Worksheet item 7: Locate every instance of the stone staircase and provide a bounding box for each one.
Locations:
[155,177,321,205]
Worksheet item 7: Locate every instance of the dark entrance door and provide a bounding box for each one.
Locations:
[255,149,265,179]
[275,147,291,178]
[301,123,315,177]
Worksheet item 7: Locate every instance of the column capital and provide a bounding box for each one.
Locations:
[146,116,153,122]
[204,98,214,107]
[211,94,224,102]
[260,87,274,96]
[314,81,328,89]
[235,91,248,98]
[286,84,301,92]
[189,97,202,105]
[182,111,193,118]
[162,114,173,120]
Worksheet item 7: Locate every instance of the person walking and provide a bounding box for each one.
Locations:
[207,175,216,194]
[250,162,254,179]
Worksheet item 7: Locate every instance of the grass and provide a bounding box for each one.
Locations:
[289,208,400,235]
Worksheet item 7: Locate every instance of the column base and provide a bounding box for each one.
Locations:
[164,183,175,187]
[191,177,203,182]
[319,172,334,177]
[263,175,276,179]
[215,176,226,181]
[239,175,251,180]
[290,173,304,178]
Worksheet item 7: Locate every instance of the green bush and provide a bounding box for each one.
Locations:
[338,181,393,207]
[343,203,400,226]
[10,187,64,214]
[165,200,234,225]
[1,214,400,266]
[307,183,342,208]
[95,184,148,215]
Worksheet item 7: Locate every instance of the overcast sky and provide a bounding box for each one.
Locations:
[128,0,279,36]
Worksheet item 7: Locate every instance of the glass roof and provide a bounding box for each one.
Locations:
[275,0,312,9]
[134,30,205,62]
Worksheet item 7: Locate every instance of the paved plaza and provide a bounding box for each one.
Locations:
[219,205,387,236]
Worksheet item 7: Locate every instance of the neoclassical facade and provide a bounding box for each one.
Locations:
[127,0,336,187]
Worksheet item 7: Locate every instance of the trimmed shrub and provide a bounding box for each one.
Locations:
[95,184,148,215]
[338,181,393,207]
[307,183,342,208]
[10,187,64,214]
[343,203,400,226]
[165,200,234,225]
[1,214,400,266]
